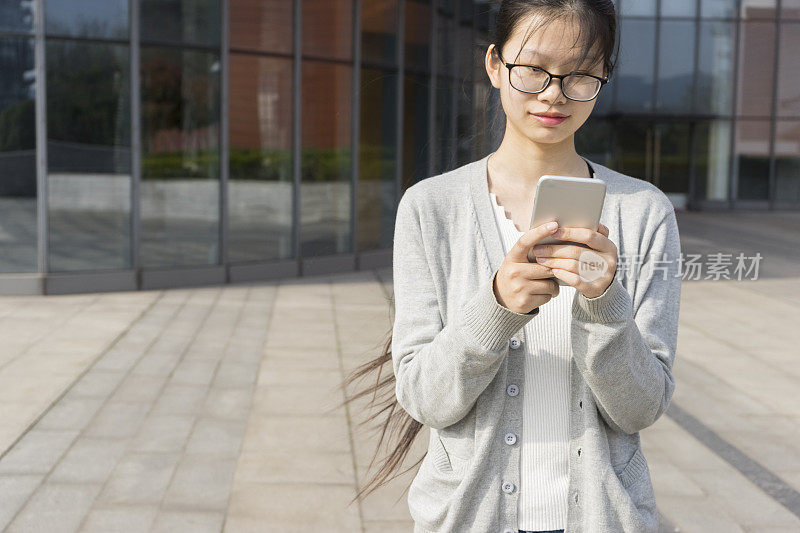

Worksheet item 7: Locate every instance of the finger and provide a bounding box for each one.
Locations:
[549,226,614,254]
[508,220,559,263]
[518,261,558,280]
[551,267,580,287]
[597,223,609,237]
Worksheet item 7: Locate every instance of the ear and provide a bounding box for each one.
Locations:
[485,45,502,89]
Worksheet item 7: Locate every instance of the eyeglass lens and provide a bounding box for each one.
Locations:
[510,66,601,100]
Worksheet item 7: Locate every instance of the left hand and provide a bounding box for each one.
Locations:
[530,223,618,299]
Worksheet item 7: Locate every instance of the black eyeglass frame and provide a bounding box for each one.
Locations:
[495,48,609,102]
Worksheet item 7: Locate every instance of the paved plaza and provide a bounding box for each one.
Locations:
[0,210,798,532]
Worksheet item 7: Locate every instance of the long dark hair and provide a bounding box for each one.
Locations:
[336,0,619,505]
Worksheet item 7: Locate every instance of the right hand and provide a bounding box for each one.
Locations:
[493,220,561,314]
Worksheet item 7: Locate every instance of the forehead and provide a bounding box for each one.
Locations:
[506,13,599,69]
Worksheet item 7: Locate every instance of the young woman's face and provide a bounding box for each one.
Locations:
[486,13,607,145]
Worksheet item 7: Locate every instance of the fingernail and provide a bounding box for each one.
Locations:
[546,221,558,231]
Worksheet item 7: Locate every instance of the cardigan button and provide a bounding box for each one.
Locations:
[504,432,517,445]
[503,529,515,533]
[506,384,519,397]
[501,481,516,494]
[509,336,521,349]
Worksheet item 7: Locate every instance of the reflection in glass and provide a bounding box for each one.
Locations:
[405,0,431,72]
[456,24,472,167]
[735,120,771,200]
[695,120,732,201]
[0,1,33,33]
[661,0,696,17]
[140,0,220,48]
[362,0,397,67]
[300,60,352,257]
[575,117,614,168]
[737,22,775,117]
[784,0,800,19]
[657,21,695,112]
[140,47,221,267]
[436,75,454,173]
[620,0,655,16]
[44,0,128,39]
[777,23,800,117]
[696,21,735,115]
[228,54,293,263]
[616,19,655,112]
[229,0,292,54]
[0,37,36,273]
[358,68,397,252]
[402,73,429,192]
[46,39,131,272]
[654,122,690,199]
[302,0,352,61]
[740,0,777,19]
[775,121,800,202]
[615,120,650,182]
[701,0,737,18]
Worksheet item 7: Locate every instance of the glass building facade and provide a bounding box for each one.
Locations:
[0,0,798,295]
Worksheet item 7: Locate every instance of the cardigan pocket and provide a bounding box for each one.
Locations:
[615,446,649,490]
[408,435,469,531]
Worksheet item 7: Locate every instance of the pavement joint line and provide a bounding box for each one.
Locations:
[0,290,168,463]
[666,401,800,521]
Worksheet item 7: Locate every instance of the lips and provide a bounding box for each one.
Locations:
[531,112,568,118]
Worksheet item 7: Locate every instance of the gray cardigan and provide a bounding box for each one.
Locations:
[390,152,681,532]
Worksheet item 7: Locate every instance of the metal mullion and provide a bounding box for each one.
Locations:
[131,0,141,276]
[689,0,701,207]
[450,4,458,170]
[396,0,405,209]
[34,0,47,277]
[220,0,229,268]
[729,0,742,206]
[652,0,660,113]
[768,7,781,209]
[428,0,438,179]
[293,0,301,271]
[352,0,361,259]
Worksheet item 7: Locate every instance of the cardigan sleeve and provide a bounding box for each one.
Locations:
[390,190,538,430]
[570,206,682,435]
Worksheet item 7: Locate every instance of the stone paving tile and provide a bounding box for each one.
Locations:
[185,418,247,457]
[0,429,80,475]
[78,504,158,533]
[0,474,44,530]
[129,414,196,454]
[96,452,182,505]
[150,510,225,533]
[5,482,103,533]
[162,453,238,511]
[48,438,128,484]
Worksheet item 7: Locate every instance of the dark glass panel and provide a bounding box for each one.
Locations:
[141,0,221,48]
[661,0,696,17]
[405,0,431,72]
[361,0,397,67]
[575,117,614,168]
[228,54,293,263]
[300,60,352,257]
[0,1,33,33]
[402,72,430,192]
[735,119,771,200]
[654,122,691,199]
[46,39,131,271]
[701,0,737,19]
[774,121,800,202]
[616,19,655,112]
[229,0,292,54]
[302,0,352,61]
[45,0,128,39]
[140,47,221,267]
[657,21,695,113]
[0,37,36,272]
[621,0,655,16]
[358,68,397,252]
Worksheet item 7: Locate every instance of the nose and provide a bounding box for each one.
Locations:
[538,77,568,105]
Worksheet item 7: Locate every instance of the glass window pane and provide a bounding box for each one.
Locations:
[228,54,293,263]
[701,0,737,18]
[661,0,696,17]
[403,72,429,191]
[735,119,771,200]
[140,47,221,268]
[46,39,131,272]
[0,37,36,273]
[0,1,34,32]
[300,60,352,257]
[741,0,777,19]
[141,0,220,48]
[435,75,454,173]
[615,120,651,182]
[405,0,431,72]
[696,21,735,115]
[362,0,397,66]
[657,20,695,112]
[575,117,614,168]
[784,0,800,19]
[358,68,397,252]
[777,23,800,117]
[775,121,800,202]
[45,0,128,39]
[302,0,352,61]
[654,122,690,199]
[617,19,655,112]
[736,21,776,117]
[694,120,732,201]
[229,0,292,54]
[621,0,655,17]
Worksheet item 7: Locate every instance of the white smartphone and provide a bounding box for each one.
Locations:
[526,175,607,285]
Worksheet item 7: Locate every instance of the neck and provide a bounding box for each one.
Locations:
[488,127,589,193]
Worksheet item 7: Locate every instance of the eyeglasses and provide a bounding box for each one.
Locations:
[495,48,609,102]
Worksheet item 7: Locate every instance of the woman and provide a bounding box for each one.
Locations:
[340,1,681,532]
